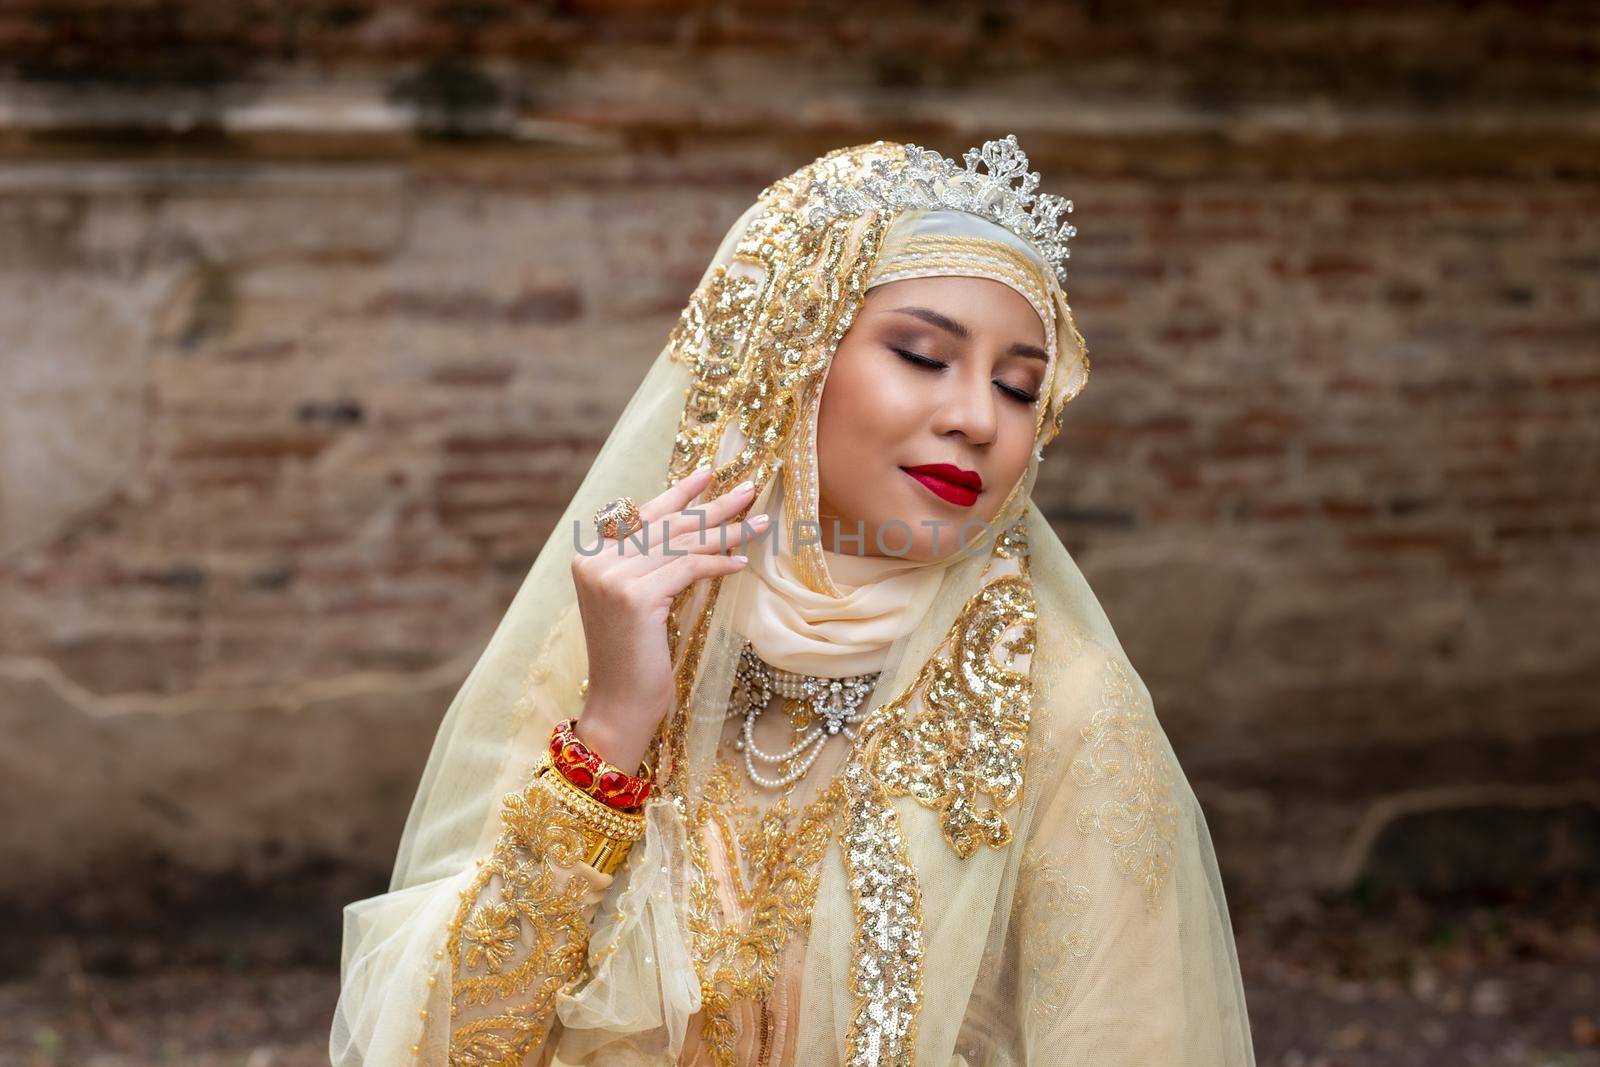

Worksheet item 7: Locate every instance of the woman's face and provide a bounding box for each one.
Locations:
[814,274,1048,561]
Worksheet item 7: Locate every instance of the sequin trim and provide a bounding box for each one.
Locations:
[831,514,1038,1063]
[841,759,924,1067]
[858,520,1038,860]
[664,207,889,497]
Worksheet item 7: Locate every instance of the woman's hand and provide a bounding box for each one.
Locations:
[570,465,765,773]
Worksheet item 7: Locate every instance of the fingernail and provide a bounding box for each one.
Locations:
[734,479,753,495]
[732,555,748,564]
[750,513,770,527]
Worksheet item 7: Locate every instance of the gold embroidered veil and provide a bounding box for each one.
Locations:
[331,136,1256,1067]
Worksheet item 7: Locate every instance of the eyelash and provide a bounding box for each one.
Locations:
[891,348,1039,405]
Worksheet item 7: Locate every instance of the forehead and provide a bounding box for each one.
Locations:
[862,275,1048,346]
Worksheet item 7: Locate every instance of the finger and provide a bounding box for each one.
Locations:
[639,548,749,601]
[659,477,758,543]
[607,512,767,578]
[666,511,770,555]
[608,504,706,562]
[596,467,713,560]
[637,464,716,524]
[616,472,754,558]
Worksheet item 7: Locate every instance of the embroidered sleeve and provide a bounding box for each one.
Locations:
[440,768,615,1066]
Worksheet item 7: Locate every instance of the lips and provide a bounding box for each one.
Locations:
[901,463,983,507]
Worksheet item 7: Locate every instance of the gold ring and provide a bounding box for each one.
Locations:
[594,496,643,540]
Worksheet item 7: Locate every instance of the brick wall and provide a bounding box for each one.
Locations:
[0,1,1596,917]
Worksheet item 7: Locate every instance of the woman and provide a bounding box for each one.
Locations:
[331,135,1256,1067]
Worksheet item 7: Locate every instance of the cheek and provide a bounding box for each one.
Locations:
[816,345,906,515]
[819,344,899,453]
[814,352,862,503]
[982,419,1036,518]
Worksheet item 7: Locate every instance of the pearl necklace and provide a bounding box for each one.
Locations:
[729,640,882,789]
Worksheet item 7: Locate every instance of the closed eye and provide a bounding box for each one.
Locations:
[893,347,946,370]
[892,347,1039,405]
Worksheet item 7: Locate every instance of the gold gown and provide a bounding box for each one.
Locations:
[506,690,851,1067]
[533,809,813,1067]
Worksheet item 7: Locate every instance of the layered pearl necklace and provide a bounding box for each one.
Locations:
[729,640,882,789]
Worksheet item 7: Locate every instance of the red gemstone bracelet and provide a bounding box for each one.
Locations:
[550,718,653,811]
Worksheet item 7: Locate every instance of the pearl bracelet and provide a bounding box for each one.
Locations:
[534,755,646,857]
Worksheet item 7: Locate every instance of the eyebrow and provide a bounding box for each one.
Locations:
[887,305,1049,363]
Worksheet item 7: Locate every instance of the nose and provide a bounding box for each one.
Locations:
[930,364,999,446]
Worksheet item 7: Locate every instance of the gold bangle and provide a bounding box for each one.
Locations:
[537,757,647,838]
[582,835,634,877]
[531,767,640,876]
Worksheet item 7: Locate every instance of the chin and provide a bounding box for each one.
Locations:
[868,511,943,560]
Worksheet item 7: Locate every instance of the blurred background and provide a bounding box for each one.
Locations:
[1,2,1597,1064]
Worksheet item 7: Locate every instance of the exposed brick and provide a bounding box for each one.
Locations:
[172,434,337,461]
[0,2,1596,914]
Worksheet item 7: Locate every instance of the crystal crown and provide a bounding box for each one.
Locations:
[803,133,1076,286]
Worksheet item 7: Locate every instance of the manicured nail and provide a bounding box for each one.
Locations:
[732,555,748,564]
[734,479,754,495]
[750,513,770,527]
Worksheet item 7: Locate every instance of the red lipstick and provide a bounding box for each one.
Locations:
[901,463,983,507]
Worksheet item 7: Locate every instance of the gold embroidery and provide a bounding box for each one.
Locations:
[661,579,714,787]
[664,264,764,471]
[664,206,890,495]
[441,771,600,1066]
[778,375,837,595]
[657,198,891,786]
[992,510,1033,565]
[831,516,1038,1063]
[1069,656,1180,912]
[841,760,924,1067]
[1017,842,1093,1021]
[684,755,850,1067]
[858,521,1038,859]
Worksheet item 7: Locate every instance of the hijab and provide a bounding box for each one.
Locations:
[728,208,1062,676]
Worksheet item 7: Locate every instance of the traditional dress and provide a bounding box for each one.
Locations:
[331,136,1256,1067]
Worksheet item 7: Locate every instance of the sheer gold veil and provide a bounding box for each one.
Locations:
[332,138,1255,1067]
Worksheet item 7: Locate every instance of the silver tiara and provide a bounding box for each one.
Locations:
[802,133,1076,286]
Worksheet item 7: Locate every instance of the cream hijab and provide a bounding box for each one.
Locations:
[728,208,1061,677]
